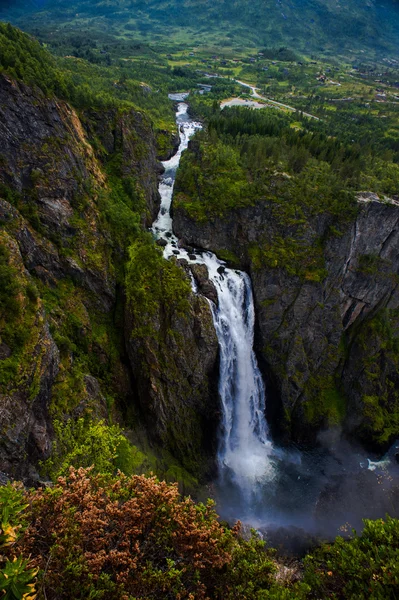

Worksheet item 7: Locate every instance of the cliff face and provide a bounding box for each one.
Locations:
[0,74,218,480]
[126,290,219,475]
[82,107,163,225]
[0,73,114,478]
[174,193,399,449]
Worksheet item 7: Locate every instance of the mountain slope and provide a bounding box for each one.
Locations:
[2,0,399,59]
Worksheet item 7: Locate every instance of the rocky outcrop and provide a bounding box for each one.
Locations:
[126,286,219,476]
[0,230,59,479]
[82,107,163,224]
[174,193,399,449]
[0,73,219,481]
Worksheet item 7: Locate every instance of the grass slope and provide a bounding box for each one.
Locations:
[1,0,399,60]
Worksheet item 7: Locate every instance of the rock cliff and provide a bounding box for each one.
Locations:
[174,192,399,449]
[0,73,218,480]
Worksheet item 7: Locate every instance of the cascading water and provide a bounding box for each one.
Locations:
[151,98,399,536]
[205,263,274,494]
[152,98,275,504]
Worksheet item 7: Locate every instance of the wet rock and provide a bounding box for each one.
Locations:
[177,258,189,268]
[190,263,218,306]
[156,238,168,247]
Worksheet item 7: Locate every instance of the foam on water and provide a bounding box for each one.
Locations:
[152,102,275,501]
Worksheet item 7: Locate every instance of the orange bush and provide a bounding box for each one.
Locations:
[13,468,275,599]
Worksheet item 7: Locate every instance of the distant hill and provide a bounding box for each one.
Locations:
[1,0,399,59]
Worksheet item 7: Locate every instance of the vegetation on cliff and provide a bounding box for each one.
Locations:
[1,10,399,600]
[173,102,399,444]
[0,21,202,488]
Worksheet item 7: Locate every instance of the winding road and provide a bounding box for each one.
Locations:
[221,79,320,120]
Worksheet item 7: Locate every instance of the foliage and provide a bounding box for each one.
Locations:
[0,557,38,600]
[125,233,191,338]
[303,516,399,599]
[175,107,360,279]
[355,309,399,446]
[4,0,399,60]
[0,484,27,548]
[0,234,42,392]
[41,418,148,480]
[0,485,38,600]
[0,243,21,321]
[0,22,177,136]
[11,468,280,599]
[3,472,399,599]
[175,136,254,221]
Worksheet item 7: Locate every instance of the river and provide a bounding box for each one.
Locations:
[151,98,399,544]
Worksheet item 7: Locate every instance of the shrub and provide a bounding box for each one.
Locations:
[41,418,148,480]
[303,516,399,599]
[0,484,38,600]
[13,468,278,600]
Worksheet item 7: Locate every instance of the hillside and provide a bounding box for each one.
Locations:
[1,0,399,60]
[2,14,399,600]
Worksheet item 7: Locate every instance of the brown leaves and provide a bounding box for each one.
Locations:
[15,467,240,599]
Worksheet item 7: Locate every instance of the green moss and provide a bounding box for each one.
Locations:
[156,129,176,159]
[125,233,191,339]
[362,395,399,444]
[216,249,240,267]
[249,236,327,282]
[350,309,399,444]
[0,233,45,395]
[304,377,346,427]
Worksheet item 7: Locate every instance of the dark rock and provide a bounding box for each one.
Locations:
[82,106,163,224]
[0,236,60,478]
[0,343,11,360]
[0,73,163,478]
[174,193,399,448]
[190,263,218,306]
[125,288,219,477]
[156,238,168,247]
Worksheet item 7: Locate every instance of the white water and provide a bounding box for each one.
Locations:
[152,100,275,500]
[151,100,399,536]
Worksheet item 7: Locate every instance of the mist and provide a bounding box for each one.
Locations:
[214,430,399,554]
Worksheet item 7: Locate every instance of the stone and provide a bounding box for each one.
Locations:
[174,190,399,449]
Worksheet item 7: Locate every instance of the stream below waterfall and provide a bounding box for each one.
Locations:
[151,97,399,546]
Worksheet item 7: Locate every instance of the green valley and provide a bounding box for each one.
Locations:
[1,3,399,599]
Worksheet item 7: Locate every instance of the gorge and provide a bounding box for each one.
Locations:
[153,100,399,537]
[2,8,399,596]
[152,99,275,508]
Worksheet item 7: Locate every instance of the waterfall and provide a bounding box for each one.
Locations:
[150,99,399,535]
[152,99,274,502]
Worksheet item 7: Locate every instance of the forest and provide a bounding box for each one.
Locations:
[1,6,399,599]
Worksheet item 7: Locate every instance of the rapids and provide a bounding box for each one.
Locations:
[151,98,399,544]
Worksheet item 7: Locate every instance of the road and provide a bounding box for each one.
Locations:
[229,79,320,120]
